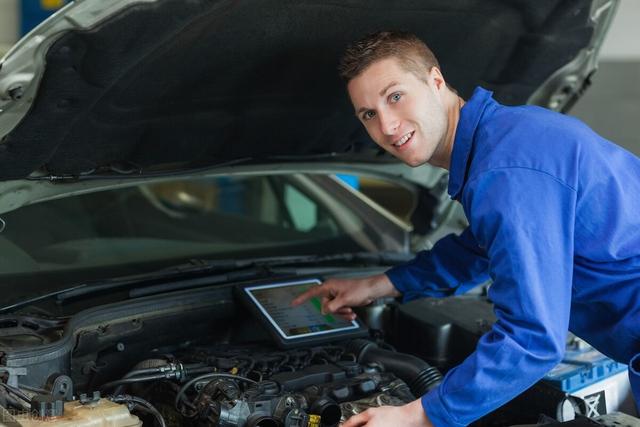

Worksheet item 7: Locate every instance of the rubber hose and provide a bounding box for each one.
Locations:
[347,339,442,397]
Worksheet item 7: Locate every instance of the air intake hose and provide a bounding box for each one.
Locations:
[347,339,442,398]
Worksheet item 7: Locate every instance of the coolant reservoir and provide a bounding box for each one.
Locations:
[6,398,142,427]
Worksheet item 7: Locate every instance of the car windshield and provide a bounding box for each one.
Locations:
[0,173,406,283]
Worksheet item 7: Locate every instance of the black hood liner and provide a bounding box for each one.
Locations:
[0,0,595,180]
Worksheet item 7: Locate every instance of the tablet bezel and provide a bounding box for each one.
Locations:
[237,278,368,348]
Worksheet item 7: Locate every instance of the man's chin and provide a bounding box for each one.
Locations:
[402,156,430,168]
[385,146,430,167]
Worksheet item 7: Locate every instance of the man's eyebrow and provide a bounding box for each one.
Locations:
[355,82,401,116]
[356,106,369,115]
[379,81,399,96]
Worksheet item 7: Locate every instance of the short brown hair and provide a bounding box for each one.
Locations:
[338,31,441,83]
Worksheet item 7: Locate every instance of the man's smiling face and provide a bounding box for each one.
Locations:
[347,57,449,168]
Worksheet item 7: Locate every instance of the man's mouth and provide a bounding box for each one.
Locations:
[393,131,414,148]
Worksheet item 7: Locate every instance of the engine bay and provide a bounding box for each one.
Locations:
[96,340,440,427]
[0,278,637,427]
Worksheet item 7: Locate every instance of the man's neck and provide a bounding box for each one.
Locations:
[430,91,465,170]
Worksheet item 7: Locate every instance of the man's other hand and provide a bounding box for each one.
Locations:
[341,399,434,427]
[290,274,400,320]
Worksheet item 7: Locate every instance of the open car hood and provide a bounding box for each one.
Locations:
[0,0,618,182]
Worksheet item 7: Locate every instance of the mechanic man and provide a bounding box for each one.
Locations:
[292,31,640,426]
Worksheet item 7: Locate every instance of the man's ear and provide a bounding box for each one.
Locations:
[429,67,446,91]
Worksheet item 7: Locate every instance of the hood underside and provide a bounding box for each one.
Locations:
[0,0,616,181]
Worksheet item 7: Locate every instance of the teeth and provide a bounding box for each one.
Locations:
[394,131,413,147]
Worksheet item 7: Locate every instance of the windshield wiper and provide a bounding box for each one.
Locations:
[0,251,410,313]
[0,284,88,314]
[126,251,411,298]
[222,251,412,268]
[0,262,271,314]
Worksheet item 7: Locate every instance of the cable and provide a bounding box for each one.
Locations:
[113,368,168,395]
[0,383,31,405]
[16,384,48,394]
[111,395,166,427]
[130,396,166,427]
[112,366,179,395]
[122,368,167,378]
[2,393,30,411]
[100,373,169,391]
[110,363,213,395]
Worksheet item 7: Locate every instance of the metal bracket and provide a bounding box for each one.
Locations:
[0,367,27,388]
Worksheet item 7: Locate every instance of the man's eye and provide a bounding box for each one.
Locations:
[363,111,376,121]
[390,93,402,103]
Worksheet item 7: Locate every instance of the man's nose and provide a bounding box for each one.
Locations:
[379,111,399,136]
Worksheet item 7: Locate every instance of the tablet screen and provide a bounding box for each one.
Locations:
[243,279,360,340]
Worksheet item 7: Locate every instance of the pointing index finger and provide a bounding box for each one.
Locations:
[291,284,329,307]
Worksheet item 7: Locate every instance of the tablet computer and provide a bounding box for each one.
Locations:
[238,278,368,348]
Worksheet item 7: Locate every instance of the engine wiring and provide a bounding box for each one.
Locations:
[110,394,167,427]
[0,341,438,427]
[0,381,32,409]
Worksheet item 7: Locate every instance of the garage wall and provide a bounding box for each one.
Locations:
[569,1,640,156]
[571,62,640,156]
[0,0,19,56]
[598,0,640,61]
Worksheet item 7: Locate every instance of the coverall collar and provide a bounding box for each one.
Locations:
[448,86,496,200]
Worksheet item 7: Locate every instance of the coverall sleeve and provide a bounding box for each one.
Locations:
[422,168,575,427]
[385,227,490,301]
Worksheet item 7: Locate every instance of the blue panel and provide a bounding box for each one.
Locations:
[543,347,628,393]
[216,177,245,214]
[20,0,68,36]
[336,174,359,190]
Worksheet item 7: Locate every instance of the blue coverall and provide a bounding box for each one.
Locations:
[386,87,640,426]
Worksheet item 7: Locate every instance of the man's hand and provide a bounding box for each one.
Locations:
[341,399,434,427]
[291,274,400,320]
